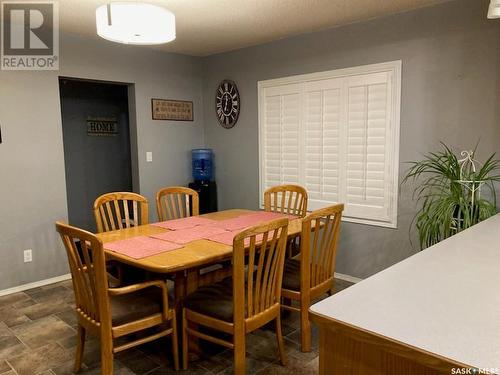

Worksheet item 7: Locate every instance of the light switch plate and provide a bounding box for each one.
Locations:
[146,152,153,162]
[24,249,32,263]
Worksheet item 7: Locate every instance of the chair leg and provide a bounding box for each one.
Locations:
[327,280,334,296]
[101,335,114,375]
[275,316,287,366]
[114,263,124,286]
[182,309,189,370]
[286,237,300,258]
[300,300,312,352]
[281,297,292,317]
[286,239,293,258]
[74,325,86,373]
[233,332,246,375]
[171,313,180,371]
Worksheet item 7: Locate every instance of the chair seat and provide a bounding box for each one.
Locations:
[110,287,166,326]
[183,278,234,322]
[282,258,301,291]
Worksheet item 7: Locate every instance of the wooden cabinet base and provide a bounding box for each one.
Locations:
[312,313,468,375]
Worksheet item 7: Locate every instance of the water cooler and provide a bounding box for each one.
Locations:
[188,149,218,214]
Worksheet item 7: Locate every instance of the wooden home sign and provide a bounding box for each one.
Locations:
[87,117,118,136]
[152,99,194,121]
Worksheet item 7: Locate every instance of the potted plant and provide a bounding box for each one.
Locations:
[402,143,500,250]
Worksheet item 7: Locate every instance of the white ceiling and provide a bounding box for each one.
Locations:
[61,0,451,56]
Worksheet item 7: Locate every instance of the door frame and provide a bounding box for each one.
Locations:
[58,76,140,193]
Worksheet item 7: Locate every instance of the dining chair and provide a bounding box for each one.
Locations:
[93,192,149,233]
[156,186,234,288]
[264,184,308,258]
[93,192,150,285]
[55,222,179,374]
[264,184,308,217]
[281,203,344,352]
[156,186,199,221]
[182,218,290,375]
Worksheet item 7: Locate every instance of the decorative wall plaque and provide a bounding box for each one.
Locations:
[152,99,194,121]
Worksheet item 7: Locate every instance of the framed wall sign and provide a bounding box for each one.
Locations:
[87,117,118,136]
[151,99,194,121]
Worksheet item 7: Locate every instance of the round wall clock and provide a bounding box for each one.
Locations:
[215,80,240,129]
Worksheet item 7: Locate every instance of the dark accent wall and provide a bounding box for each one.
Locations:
[60,79,132,232]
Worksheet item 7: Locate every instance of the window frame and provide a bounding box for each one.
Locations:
[258,60,402,228]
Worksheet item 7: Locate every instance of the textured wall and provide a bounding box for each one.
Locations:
[0,32,205,290]
[201,0,500,278]
[1,0,499,291]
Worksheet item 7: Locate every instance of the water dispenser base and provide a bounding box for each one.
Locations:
[189,180,218,214]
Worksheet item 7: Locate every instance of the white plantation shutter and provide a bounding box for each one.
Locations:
[261,84,301,190]
[259,61,401,228]
[345,72,392,222]
[303,78,342,209]
[281,91,300,184]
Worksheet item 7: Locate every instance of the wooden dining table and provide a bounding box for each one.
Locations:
[96,209,303,307]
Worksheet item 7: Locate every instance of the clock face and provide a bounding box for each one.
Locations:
[215,80,240,129]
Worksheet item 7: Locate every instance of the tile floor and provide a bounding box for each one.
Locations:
[0,278,353,374]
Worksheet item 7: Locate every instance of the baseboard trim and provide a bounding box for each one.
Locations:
[0,271,361,297]
[334,272,363,284]
[0,273,71,297]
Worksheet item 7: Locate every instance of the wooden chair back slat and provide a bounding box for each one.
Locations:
[233,218,289,320]
[177,194,184,217]
[301,204,344,289]
[113,200,123,230]
[56,222,110,324]
[123,201,131,228]
[246,236,256,316]
[93,192,149,233]
[133,201,139,228]
[156,187,199,221]
[105,203,115,231]
[264,184,308,217]
[263,230,281,309]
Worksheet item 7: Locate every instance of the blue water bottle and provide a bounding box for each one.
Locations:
[192,149,213,182]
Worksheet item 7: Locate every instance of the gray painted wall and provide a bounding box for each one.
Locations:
[201,0,500,278]
[0,32,204,290]
[1,0,499,291]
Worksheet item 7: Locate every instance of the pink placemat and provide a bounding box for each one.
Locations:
[149,225,228,245]
[105,236,182,259]
[151,216,218,231]
[209,212,297,231]
[206,230,265,246]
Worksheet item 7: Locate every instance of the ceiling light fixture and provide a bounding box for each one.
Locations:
[488,0,500,19]
[96,2,176,45]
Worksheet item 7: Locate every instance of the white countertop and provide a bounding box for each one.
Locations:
[311,214,500,371]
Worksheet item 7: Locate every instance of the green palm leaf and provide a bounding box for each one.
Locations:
[402,142,500,250]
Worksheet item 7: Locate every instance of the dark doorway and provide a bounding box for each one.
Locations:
[59,78,133,232]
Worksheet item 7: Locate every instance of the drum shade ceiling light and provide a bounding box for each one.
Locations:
[96,2,176,45]
[488,0,500,19]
